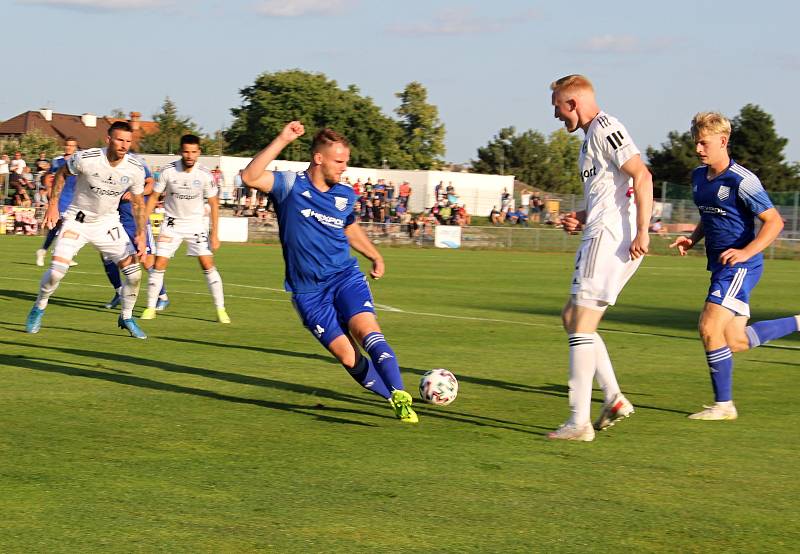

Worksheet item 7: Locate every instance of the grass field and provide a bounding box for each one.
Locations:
[1,236,799,552]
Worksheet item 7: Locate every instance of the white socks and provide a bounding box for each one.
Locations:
[203,267,225,309]
[120,264,142,319]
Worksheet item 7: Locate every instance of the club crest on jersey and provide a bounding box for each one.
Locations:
[717,186,730,200]
[192,179,201,189]
[334,196,348,211]
[120,176,130,184]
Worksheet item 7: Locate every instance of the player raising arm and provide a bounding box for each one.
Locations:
[670,111,797,421]
[242,121,418,423]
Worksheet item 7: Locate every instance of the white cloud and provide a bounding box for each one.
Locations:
[389,8,540,37]
[254,0,355,17]
[19,0,168,10]
[576,35,676,55]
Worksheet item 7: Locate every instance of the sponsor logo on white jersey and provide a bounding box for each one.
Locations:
[302,190,312,198]
[717,186,730,200]
[300,208,345,229]
[334,196,348,211]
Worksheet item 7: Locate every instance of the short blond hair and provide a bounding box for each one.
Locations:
[691,112,731,139]
[550,74,594,94]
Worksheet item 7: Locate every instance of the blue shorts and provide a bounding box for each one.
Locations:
[292,267,376,348]
[121,219,155,255]
[706,264,762,317]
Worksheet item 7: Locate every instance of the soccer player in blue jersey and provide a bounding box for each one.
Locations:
[36,137,79,267]
[241,122,418,423]
[670,112,798,420]
[101,153,169,311]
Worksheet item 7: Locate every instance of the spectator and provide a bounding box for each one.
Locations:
[13,184,32,207]
[9,151,26,187]
[490,205,503,225]
[434,180,444,201]
[649,218,665,234]
[439,201,452,225]
[374,178,386,200]
[0,154,9,195]
[456,204,471,226]
[386,180,395,201]
[353,178,362,197]
[364,178,374,196]
[398,181,411,208]
[34,152,50,174]
[500,188,514,220]
[531,194,543,223]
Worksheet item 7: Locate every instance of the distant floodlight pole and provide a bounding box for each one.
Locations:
[382,158,388,170]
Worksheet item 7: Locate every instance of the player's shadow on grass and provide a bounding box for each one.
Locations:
[0,320,148,340]
[0,289,118,315]
[0,353,381,427]
[402,366,691,417]
[158,336,339,365]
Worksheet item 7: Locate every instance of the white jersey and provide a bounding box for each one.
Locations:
[65,148,145,221]
[579,111,640,239]
[155,160,217,221]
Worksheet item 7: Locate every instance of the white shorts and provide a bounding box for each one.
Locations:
[156,217,212,258]
[570,230,643,305]
[53,213,135,263]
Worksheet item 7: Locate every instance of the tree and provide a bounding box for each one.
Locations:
[471,127,581,193]
[224,70,408,167]
[138,97,202,154]
[645,130,697,187]
[395,81,445,169]
[108,108,127,118]
[731,104,800,191]
[0,129,62,161]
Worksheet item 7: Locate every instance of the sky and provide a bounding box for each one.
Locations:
[7,0,800,170]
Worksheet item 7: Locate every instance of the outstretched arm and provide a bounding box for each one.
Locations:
[718,208,783,266]
[241,121,305,193]
[669,221,705,256]
[345,222,384,279]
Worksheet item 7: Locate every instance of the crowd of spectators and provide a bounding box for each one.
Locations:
[490,187,549,226]
[2,151,52,208]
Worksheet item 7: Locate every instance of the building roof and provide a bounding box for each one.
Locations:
[0,110,158,150]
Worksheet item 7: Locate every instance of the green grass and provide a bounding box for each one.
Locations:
[1,236,799,552]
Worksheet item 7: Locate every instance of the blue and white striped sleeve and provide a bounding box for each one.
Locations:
[269,171,297,205]
[738,173,773,215]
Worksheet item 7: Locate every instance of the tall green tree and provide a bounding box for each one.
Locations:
[472,127,581,193]
[138,97,202,154]
[645,130,697,186]
[225,70,408,168]
[731,104,800,191]
[394,81,445,169]
[0,129,61,161]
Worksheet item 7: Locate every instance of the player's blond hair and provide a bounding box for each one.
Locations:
[691,112,731,139]
[550,74,595,94]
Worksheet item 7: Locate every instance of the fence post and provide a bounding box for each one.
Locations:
[793,191,798,238]
[534,227,540,251]
[507,227,512,249]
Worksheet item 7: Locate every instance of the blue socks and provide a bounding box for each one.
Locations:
[103,259,123,290]
[706,347,733,402]
[345,356,391,399]
[363,332,405,392]
[745,317,799,348]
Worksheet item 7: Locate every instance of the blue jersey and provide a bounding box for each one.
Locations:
[118,154,153,227]
[691,160,774,271]
[50,155,77,214]
[270,170,358,293]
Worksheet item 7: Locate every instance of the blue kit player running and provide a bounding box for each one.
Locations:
[36,137,79,267]
[242,122,418,423]
[670,112,799,420]
[101,153,169,311]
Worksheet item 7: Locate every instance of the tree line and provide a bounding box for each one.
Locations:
[8,69,798,194]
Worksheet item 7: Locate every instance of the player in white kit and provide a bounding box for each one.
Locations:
[25,121,149,338]
[548,75,653,441]
[140,134,229,323]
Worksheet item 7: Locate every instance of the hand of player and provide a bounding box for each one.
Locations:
[719,248,751,266]
[43,204,59,230]
[135,233,147,259]
[370,257,385,280]
[629,232,650,260]
[668,236,693,256]
[210,234,221,252]
[561,211,581,234]
[280,121,305,143]
[121,191,132,202]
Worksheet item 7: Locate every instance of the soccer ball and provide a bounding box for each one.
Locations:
[419,369,458,406]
